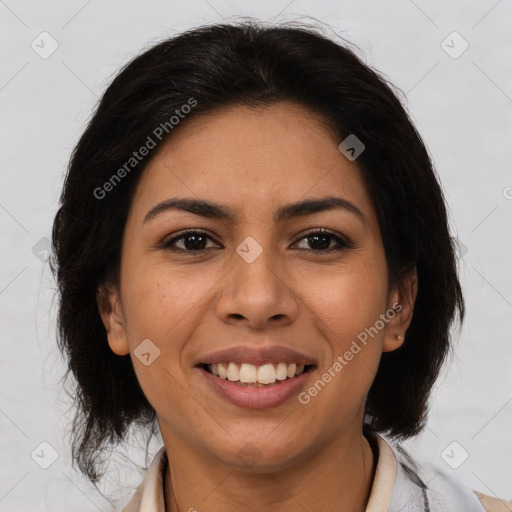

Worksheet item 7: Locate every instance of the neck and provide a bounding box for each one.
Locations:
[163,428,377,512]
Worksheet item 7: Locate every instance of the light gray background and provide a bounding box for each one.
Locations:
[1,1,511,510]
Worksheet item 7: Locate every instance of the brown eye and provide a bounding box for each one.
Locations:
[161,228,354,255]
[163,230,221,252]
[293,228,354,253]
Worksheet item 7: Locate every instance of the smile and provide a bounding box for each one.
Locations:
[198,362,316,408]
[203,362,313,386]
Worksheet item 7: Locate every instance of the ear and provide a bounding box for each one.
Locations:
[97,282,130,356]
[382,267,418,353]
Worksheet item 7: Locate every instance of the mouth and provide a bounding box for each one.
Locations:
[197,361,317,408]
[199,362,316,387]
[194,345,318,408]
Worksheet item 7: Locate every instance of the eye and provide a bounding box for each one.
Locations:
[161,228,354,254]
[161,230,221,253]
[292,228,354,253]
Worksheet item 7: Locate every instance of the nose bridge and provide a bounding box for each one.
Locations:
[215,230,299,326]
[233,231,285,297]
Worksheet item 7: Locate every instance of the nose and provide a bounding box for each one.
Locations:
[214,244,299,330]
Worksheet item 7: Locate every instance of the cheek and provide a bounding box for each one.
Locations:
[120,263,213,415]
[308,255,388,341]
[122,261,213,344]
[302,257,387,398]
[120,260,221,406]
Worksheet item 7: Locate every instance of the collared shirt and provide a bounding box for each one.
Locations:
[123,432,512,511]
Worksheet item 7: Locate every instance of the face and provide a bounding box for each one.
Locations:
[99,101,415,471]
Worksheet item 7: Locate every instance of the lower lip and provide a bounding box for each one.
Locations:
[198,366,314,409]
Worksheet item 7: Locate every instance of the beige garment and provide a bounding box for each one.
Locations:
[474,491,512,512]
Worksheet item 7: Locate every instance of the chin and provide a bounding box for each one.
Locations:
[206,432,311,473]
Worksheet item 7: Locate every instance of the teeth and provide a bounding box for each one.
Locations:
[239,363,257,383]
[257,363,276,384]
[227,362,239,382]
[276,362,288,380]
[287,363,297,379]
[208,362,309,384]
[218,363,228,379]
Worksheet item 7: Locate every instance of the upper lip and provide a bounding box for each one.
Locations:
[195,345,317,367]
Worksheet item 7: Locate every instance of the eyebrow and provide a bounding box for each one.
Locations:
[144,196,366,225]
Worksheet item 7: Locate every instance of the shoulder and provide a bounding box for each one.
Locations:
[473,490,512,512]
[375,433,511,512]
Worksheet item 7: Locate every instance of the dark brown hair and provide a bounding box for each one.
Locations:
[51,19,464,483]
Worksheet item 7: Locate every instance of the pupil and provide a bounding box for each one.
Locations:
[186,235,206,250]
[310,235,330,250]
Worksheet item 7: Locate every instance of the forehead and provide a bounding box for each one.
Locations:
[129,101,376,227]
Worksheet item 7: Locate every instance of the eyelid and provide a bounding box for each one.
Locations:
[160,227,354,252]
[292,227,355,251]
[161,228,220,249]
[296,227,353,244]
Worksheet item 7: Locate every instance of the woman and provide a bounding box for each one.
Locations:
[50,20,511,512]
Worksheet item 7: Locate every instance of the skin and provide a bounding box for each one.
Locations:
[98,101,417,512]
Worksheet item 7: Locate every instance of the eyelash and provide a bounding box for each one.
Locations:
[161,228,354,255]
